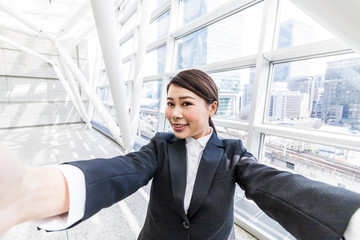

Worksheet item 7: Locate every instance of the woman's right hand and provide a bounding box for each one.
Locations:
[0,142,70,235]
[0,142,26,234]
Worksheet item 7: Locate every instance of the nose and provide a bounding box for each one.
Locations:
[171,106,183,119]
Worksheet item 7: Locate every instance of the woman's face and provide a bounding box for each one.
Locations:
[165,84,217,139]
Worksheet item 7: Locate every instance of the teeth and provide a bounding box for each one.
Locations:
[174,124,185,127]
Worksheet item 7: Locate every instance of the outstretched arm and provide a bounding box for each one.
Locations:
[0,142,70,234]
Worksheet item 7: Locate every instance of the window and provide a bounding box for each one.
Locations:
[175,3,263,69]
[118,5,137,35]
[140,81,162,110]
[148,10,170,44]
[179,0,232,25]
[149,0,168,12]
[210,68,255,121]
[139,112,158,140]
[217,127,248,146]
[275,0,334,49]
[269,53,360,136]
[144,45,167,76]
[264,135,360,193]
[120,37,134,58]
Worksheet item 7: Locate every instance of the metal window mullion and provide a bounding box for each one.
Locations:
[150,0,171,22]
[119,2,137,25]
[143,74,163,82]
[147,36,167,53]
[247,0,279,160]
[140,109,159,114]
[156,0,180,133]
[212,118,249,131]
[264,38,352,63]
[119,29,135,45]
[196,55,257,74]
[122,54,133,64]
[254,124,360,152]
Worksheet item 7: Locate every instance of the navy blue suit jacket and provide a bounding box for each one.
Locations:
[68,132,360,240]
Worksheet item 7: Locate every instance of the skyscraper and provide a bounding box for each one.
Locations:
[322,57,360,128]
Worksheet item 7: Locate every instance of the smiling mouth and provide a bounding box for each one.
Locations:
[172,124,188,131]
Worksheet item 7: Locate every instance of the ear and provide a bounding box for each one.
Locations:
[209,101,218,117]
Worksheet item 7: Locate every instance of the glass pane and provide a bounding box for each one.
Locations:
[122,61,132,81]
[119,11,137,36]
[140,81,162,110]
[268,53,360,136]
[179,0,232,25]
[139,112,158,140]
[264,135,360,193]
[209,68,255,121]
[120,37,134,57]
[118,0,137,18]
[217,127,248,146]
[275,0,334,49]
[144,45,167,76]
[176,3,263,69]
[148,10,170,44]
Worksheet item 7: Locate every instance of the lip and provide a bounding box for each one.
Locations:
[172,123,188,131]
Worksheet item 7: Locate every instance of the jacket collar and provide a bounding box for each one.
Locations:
[168,131,224,219]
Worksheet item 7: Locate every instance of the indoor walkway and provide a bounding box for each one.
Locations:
[0,123,257,240]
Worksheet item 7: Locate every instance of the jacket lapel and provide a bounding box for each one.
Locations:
[187,132,224,218]
[168,136,188,220]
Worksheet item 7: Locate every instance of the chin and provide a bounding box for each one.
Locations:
[173,131,189,139]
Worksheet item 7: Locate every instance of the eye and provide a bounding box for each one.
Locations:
[182,102,192,106]
[167,102,174,106]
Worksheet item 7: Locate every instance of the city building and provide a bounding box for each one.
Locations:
[322,57,360,128]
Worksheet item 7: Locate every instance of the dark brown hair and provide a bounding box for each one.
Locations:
[167,69,218,135]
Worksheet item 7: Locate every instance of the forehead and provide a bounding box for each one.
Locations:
[167,84,199,99]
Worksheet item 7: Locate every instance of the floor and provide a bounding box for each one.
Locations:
[0,123,257,240]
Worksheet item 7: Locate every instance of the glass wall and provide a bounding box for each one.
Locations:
[264,135,360,193]
[140,81,162,110]
[176,3,263,69]
[91,0,360,238]
[144,45,166,76]
[275,0,334,49]
[269,53,360,136]
[210,68,255,121]
[148,10,170,43]
[179,0,232,25]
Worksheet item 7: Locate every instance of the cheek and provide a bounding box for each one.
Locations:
[186,109,206,123]
[165,108,171,119]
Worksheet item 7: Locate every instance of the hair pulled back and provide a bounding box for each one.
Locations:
[167,69,218,135]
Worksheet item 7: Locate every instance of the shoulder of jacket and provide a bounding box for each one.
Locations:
[153,132,175,142]
[220,138,242,146]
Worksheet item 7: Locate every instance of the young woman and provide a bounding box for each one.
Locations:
[0,69,359,239]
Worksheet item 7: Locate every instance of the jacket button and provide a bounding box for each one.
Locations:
[182,221,190,229]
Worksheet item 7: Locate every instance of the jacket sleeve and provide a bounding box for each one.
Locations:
[65,133,159,223]
[235,140,360,240]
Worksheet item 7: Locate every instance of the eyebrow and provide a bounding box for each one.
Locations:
[167,96,196,100]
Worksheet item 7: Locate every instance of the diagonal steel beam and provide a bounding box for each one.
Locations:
[55,41,124,146]
[57,56,92,128]
[90,0,132,151]
[0,2,43,36]
[56,0,91,38]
